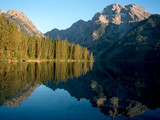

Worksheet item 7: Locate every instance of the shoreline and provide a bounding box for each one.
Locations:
[0,59,94,63]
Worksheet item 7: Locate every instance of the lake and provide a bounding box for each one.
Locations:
[0,61,160,120]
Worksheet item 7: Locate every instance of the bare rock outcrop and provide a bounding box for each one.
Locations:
[0,9,5,15]
[0,9,45,37]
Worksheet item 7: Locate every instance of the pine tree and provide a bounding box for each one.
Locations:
[89,52,94,62]
[50,40,54,59]
[83,48,88,61]
[55,36,61,60]
[0,15,8,60]
[61,39,68,60]
[41,38,46,59]
[28,36,36,59]
[21,33,28,59]
[35,37,41,59]
[68,43,74,60]
[74,44,82,60]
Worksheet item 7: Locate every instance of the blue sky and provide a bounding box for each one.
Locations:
[1,0,160,33]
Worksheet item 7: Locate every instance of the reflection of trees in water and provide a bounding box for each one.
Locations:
[54,62,91,83]
[0,62,93,106]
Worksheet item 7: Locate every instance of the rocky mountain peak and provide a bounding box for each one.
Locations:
[7,9,19,15]
[125,4,151,22]
[0,9,5,15]
[6,9,33,24]
[93,4,151,24]
[6,9,26,19]
[103,3,125,13]
[1,9,45,37]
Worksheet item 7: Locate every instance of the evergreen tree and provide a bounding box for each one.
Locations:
[50,40,54,59]
[28,36,36,59]
[21,33,28,59]
[83,48,88,61]
[55,36,61,60]
[74,44,82,60]
[0,15,8,60]
[35,37,41,59]
[68,43,74,60]
[61,39,68,60]
[41,38,46,59]
[89,52,94,61]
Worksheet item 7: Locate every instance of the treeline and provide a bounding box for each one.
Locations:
[0,15,93,61]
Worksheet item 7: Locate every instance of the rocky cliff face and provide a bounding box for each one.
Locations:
[0,9,45,37]
[99,15,160,61]
[45,4,151,56]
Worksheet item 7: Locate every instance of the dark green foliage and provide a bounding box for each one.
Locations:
[0,16,92,61]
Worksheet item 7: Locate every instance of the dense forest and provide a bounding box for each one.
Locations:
[0,15,93,61]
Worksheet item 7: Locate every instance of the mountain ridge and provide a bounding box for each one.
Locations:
[45,4,151,56]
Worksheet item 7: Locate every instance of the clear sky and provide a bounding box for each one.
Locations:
[1,0,160,33]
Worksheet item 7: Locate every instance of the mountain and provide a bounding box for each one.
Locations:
[45,4,151,56]
[99,15,160,61]
[5,83,40,107]
[0,9,45,37]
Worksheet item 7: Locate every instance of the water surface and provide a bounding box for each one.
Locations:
[0,61,160,120]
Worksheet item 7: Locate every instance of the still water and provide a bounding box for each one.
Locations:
[0,61,160,120]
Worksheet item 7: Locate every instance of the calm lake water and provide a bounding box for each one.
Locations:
[0,61,160,120]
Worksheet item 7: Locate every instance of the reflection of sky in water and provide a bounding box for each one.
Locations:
[1,85,160,120]
[135,108,160,120]
[0,85,108,120]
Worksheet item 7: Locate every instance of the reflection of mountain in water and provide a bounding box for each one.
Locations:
[5,83,40,107]
[98,61,160,109]
[0,62,92,107]
[91,62,160,118]
[0,61,160,119]
[46,61,160,118]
